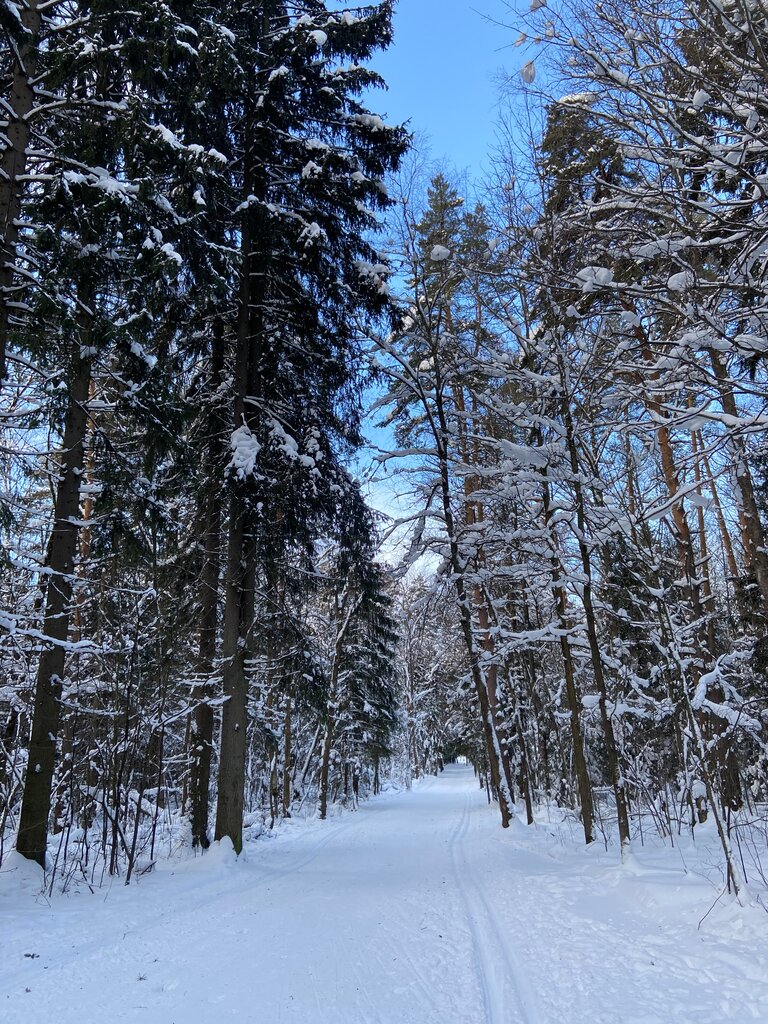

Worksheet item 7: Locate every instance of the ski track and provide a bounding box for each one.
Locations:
[3,765,768,1024]
[449,787,540,1024]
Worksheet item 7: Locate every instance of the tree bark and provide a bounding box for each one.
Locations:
[0,0,43,382]
[214,80,266,851]
[213,488,254,853]
[281,695,292,818]
[709,350,768,618]
[213,224,255,853]
[539,453,595,843]
[16,351,90,865]
[189,322,225,849]
[559,376,631,845]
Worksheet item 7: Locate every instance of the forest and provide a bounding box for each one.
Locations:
[2,0,768,927]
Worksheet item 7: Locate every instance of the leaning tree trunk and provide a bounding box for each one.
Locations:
[16,351,90,865]
[451,369,518,812]
[440,475,514,826]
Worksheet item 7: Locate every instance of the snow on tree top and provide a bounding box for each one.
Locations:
[429,245,451,262]
[352,113,387,131]
[667,271,694,292]
[575,266,614,291]
[557,92,596,106]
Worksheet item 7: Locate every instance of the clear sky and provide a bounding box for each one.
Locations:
[370,0,516,174]
[359,1,520,555]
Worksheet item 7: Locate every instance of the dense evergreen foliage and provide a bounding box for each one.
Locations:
[1,0,406,876]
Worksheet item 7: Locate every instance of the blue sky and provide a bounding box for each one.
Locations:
[370,1,517,174]
[359,2,521,552]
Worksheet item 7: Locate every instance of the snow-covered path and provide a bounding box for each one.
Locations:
[3,765,768,1024]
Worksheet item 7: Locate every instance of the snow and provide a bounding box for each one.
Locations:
[557,92,596,107]
[3,767,768,1024]
[352,113,387,132]
[430,244,451,262]
[521,60,536,85]
[576,265,614,290]
[62,167,139,198]
[155,123,183,149]
[159,242,182,266]
[668,270,694,292]
[229,423,260,479]
[299,221,326,246]
[498,439,549,468]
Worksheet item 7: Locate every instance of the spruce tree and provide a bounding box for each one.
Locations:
[212,2,408,852]
[13,0,231,865]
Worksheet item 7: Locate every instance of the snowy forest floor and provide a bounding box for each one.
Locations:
[2,766,768,1024]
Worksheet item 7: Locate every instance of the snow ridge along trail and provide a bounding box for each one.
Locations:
[3,765,768,1024]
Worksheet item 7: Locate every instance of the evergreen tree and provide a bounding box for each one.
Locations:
[210,1,407,852]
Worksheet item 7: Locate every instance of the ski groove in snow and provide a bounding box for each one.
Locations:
[449,785,539,1024]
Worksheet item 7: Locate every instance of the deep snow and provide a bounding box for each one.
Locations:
[2,766,768,1023]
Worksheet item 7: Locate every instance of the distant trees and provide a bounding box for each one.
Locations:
[372,0,768,890]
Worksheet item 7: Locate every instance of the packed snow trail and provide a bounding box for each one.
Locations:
[3,765,768,1024]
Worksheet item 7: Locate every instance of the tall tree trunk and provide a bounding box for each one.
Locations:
[281,695,292,818]
[559,378,631,846]
[439,466,513,826]
[696,432,746,625]
[475,596,517,801]
[625,313,710,650]
[318,713,334,821]
[214,74,269,850]
[539,452,595,844]
[690,423,718,655]
[214,150,256,852]
[214,491,254,853]
[0,0,43,382]
[16,351,90,865]
[709,350,768,618]
[189,322,225,849]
